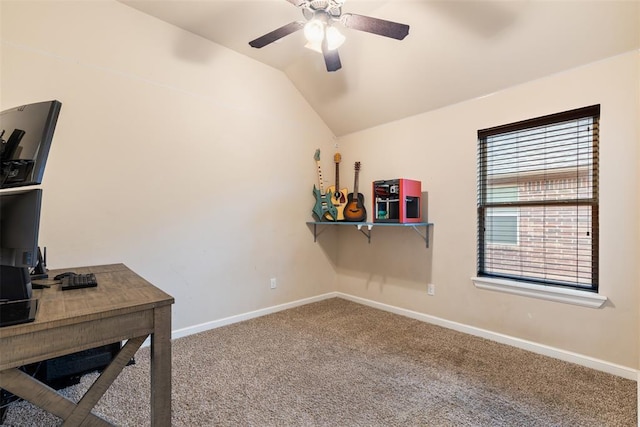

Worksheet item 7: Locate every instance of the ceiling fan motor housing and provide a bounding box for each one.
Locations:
[302,0,343,20]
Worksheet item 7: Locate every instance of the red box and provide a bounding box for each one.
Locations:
[373,179,422,223]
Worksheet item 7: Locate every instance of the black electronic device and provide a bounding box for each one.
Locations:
[0,129,26,162]
[0,100,61,188]
[60,273,98,290]
[0,299,38,328]
[53,272,74,280]
[0,267,32,301]
[0,188,43,303]
[28,342,124,389]
[30,247,48,280]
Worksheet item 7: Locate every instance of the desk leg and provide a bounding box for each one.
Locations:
[64,336,146,426]
[0,369,112,426]
[151,304,172,426]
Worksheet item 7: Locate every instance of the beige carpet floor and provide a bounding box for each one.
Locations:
[2,297,637,426]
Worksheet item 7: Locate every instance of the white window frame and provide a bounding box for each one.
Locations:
[475,105,603,306]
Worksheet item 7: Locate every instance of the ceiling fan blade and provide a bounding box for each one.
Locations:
[322,38,342,72]
[341,13,410,40]
[249,21,305,48]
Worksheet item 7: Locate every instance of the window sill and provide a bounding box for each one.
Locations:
[472,276,607,308]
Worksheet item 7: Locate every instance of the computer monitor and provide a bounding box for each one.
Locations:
[0,188,43,301]
[0,100,62,189]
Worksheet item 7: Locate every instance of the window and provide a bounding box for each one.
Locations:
[477,105,599,291]
[486,186,519,245]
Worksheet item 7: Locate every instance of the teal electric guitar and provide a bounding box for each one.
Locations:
[312,149,337,221]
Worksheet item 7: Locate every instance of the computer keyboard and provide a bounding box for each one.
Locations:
[60,273,98,291]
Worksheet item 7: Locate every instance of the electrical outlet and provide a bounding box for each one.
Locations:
[270,278,277,289]
[427,283,435,296]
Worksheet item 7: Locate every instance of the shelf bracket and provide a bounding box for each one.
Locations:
[356,223,373,244]
[310,222,336,242]
[410,224,430,248]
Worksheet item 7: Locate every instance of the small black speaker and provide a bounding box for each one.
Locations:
[0,266,32,300]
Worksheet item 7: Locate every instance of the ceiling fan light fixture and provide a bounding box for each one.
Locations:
[303,19,325,44]
[304,25,344,53]
[325,26,345,50]
[304,41,323,53]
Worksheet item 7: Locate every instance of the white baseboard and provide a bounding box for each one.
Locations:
[336,292,638,381]
[161,291,637,381]
[169,293,336,341]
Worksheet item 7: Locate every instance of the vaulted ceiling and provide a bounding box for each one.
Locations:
[119,0,639,136]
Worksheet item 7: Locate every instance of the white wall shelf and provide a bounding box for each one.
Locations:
[306,221,433,248]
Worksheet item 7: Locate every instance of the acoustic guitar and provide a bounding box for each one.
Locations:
[344,161,366,222]
[312,149,337,221]
[324,153,348,221]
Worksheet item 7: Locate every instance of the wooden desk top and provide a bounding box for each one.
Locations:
[0,264,174,339]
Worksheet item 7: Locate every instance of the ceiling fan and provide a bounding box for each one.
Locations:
[248,0,410,72]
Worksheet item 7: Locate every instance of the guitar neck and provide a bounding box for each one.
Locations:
[316,161,326,193]
[353,170,359,195]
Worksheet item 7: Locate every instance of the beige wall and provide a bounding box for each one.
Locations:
[2,1,637,371]
[0,0,338,330]
[336,51,639,369]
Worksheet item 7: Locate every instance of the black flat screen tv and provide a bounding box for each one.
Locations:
[0,100,61,189]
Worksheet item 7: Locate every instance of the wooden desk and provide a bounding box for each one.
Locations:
[0,264,174,426]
